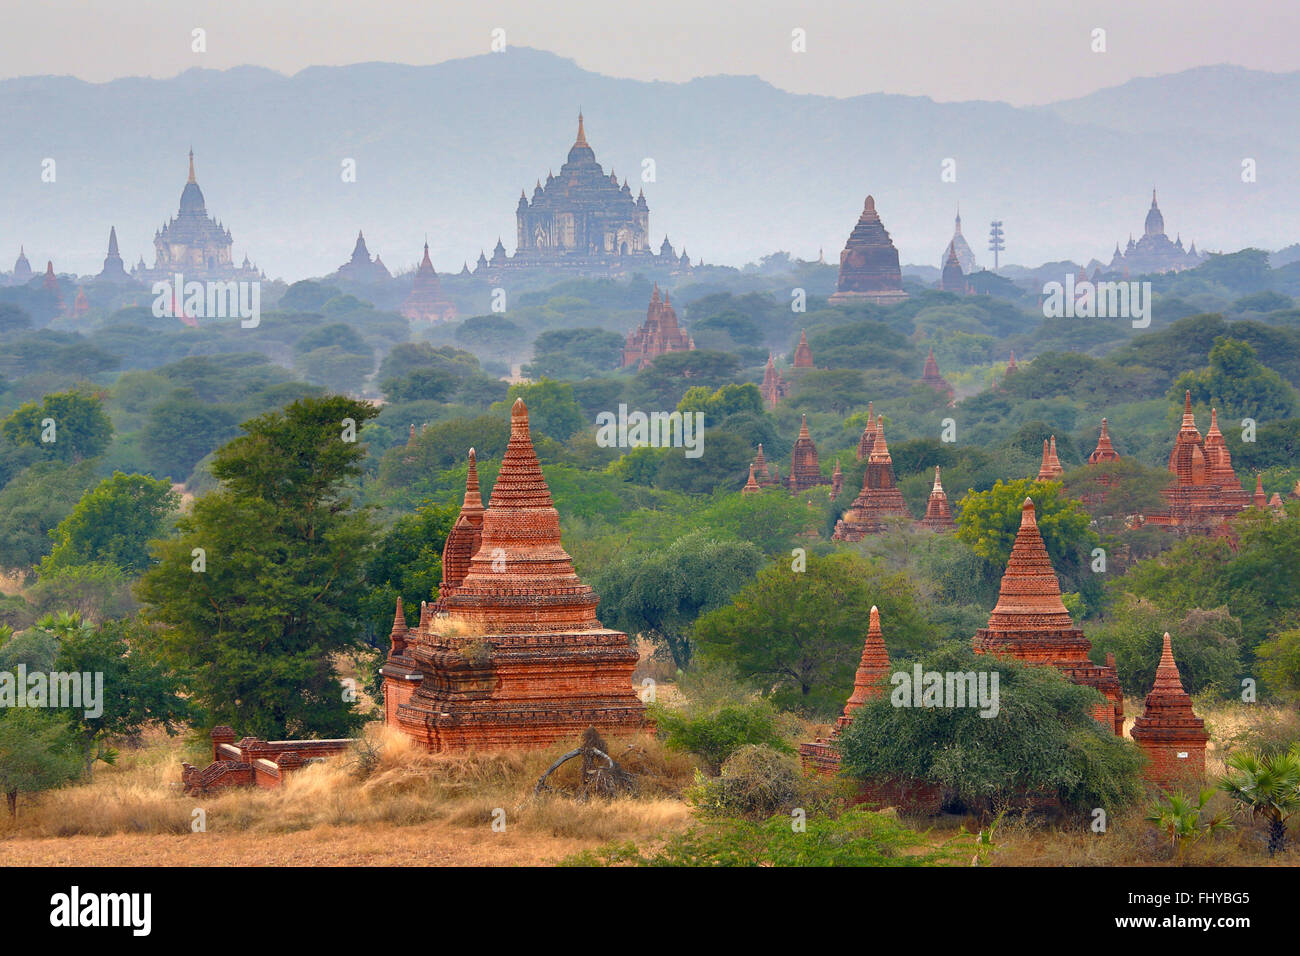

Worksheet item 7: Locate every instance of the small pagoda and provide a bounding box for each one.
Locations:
[1147,392,1251,530]
[973,498,1123,734]
[760,354,790,409]
[920,346,955,402]
[787,415,829,494]
[793,329,814,368]
[918,466,956,531]
[1088,418,1121,464]
[1035,436,1065,480]
[381,399,647,751]
[401,242,458,323]
[799,605,892,776]
[855,403,877,461]
[833,419,911,540]
[1129,633,1208,788]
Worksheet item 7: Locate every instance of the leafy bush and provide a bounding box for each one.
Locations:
[652,700,792,773]
[688,744,841,819]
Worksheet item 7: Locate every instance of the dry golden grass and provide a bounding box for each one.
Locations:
[0,723,697,865]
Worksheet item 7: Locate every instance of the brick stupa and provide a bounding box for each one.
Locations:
[401,242,458,323]
[741,462,760,495]
[1036,436,1065,480]
[1088,418,1121,464]
[973,498,1124,734]
[1129,633,1208,788]
[752,443,778,488]
[920,346,955,402]
[622,284,694,369]
[793,329,814,368]
[381,399,646,751]
[919,466,956,531]
[828,195,909,304]
[833,419,911,539]
[799,605,892,775]
[1147,392,1251,530]
[855,403,877,461]
[787,414,829,494]
[760,353,790,408]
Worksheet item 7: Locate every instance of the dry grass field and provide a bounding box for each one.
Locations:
[1,699,1298,866]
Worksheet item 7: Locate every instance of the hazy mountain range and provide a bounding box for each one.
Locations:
[2,49,1298,280]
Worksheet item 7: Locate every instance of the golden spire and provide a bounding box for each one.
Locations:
[187,148,196,184]
[574,111,588,148]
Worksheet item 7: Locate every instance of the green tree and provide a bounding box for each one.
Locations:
[0,708,82,816]
[1218,746,1300,856]
[1,389,113,463]
[137,396,379,738]
[694,552,933,714]
[501,379,586,441]
[956,479,1098,570]
[1172,337,1299,423]
[0,461,96,570]
[42,472,178,575]
[140,389,239,481]
[594,532,765,669]
[837,642,1145,815]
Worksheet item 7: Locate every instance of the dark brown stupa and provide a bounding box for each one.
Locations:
[833,419,911,540]
[799,605,892,775]
[1088,418,1121,464]
[793,329,814,368]
[828,195,908,304]
[919,466,956,531]
[787,415,828,494]
[939,241,966,293]
[382,399,646,751]
[973,498,1123,733]
[402,242,458,323]
[1129,633,1208,788]
[920,346,955,402]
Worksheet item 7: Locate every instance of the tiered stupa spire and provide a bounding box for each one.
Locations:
[919,466,956,531]
[973,498,1123,732]
[833,418,911,540]
[1129,634,1208,787]
[793,329,814,368]
[856,402,877,461]
[1036,436,1064,480]
[1088,417,1120,463]
[787,414,828,494]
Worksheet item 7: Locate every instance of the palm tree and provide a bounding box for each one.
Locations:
[1145,789,1231,862]
[1218,746,1300,856]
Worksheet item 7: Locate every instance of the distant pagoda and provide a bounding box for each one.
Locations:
[401,242,457,322]
[9,246,32,285]
[833,418,911,539]
[1088,418,1121,464]
[135,151,261,282]
[759,354,791,409]
[752,443,778,488]
[920,346,954,402]
[484,114,689,278]
[973,498,1124,734]
[622,283,694,369]
[787,415,829,494]
[1108,190,1206,275]
[919,466,956,531]
[94,227,133,284]
[1146,392,1251,530]
[828,195,908,305]
[939,242,967,294]
[1035,436,1065,480]
[944,206,978,273]
[381,399,647,751]
[336,231,392,284]
[792,329,814,368]
[855,403,877,461]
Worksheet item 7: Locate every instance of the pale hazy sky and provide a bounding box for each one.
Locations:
[3,0,1298,104]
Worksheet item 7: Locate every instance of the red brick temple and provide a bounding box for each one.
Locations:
[741,462,760,495]
[380,399,647,751]
[833,419,911,539]
[787,414,829,494]
[751,443,778,488]
[1129,633,1208,789]
[831,459,844,498]
[973,498,1124,734]
[793,329,814,368]
[919,466,956,531]
[401,242,458,323]
[920,346,955,402]
[855,403,877,461]
[622,283,694,369]
[1088,418,1121,464]
[760,353,790,408]
[1035,436,1065,480]
[799,605,892,775]
[828,195,909,305]
[1147,392,1251,530]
